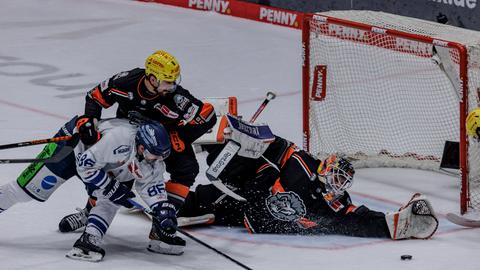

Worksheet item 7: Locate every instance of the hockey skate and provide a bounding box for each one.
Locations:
[58,207,88,232]
[66,232,105,262]
[147,219,186,255]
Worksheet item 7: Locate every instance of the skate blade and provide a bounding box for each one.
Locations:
[147,240,184,255]
[66,247,103,262]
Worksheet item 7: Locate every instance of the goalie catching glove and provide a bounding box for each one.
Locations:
[385,193,438,240]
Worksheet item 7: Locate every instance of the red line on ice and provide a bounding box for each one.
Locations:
[0,99,69,120]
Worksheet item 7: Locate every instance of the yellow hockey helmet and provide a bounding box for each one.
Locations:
[466,108,480,139]
[145,50,181,83]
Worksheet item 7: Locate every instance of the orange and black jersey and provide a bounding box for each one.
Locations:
[193,136,391,238]
[83,68,217,209]
[84,68,216,143]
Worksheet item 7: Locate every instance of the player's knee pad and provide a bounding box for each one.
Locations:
[0,181,34,210]
[16,163,67,202]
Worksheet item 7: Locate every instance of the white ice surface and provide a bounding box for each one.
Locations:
[0,0,478,269]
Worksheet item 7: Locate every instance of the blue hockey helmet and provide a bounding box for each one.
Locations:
[135,122,171,161]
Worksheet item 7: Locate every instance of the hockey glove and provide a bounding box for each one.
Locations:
[385,193,438,240]
[76,115,101,145]
[127,111,151,125]
[153,202,178,234]
[102,179,135,208]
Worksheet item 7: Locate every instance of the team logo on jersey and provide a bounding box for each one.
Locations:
[154,104,179,119]
[183,103,199,122]
[266,191,306,222]
[113,145,130,155]
[174,94,190,110]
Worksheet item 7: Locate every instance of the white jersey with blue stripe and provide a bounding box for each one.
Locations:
[74,118,168,205]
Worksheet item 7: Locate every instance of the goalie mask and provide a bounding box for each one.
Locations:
[317,155,355,197]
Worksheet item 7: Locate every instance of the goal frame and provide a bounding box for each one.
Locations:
[301,13,470,213]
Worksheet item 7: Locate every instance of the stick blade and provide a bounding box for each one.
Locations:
[178,214,215,227]
[446,213,480,227]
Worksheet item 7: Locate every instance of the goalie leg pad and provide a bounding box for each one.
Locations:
[226,115,275,159]
[385,193,439,240]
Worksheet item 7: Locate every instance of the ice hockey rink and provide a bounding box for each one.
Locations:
[0,0,478,269]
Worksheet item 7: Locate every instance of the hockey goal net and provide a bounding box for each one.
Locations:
[302,10,480,214]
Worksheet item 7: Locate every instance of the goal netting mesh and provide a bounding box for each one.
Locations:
[303,10,480,213]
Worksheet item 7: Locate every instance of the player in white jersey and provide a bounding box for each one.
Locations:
[66,119,185,262]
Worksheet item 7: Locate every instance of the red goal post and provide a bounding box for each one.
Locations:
[301,11,480,214]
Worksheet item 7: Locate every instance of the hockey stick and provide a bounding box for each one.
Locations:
[0,145,75,164]
[0,135,73,150]
[249,91,276,123]
[206,91,276,201]
[0,134,78,164]
[127,199,253,270]
[446,213,480,228]
[177,229,253,270]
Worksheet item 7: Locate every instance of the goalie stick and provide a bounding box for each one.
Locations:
[127,199,253,270]
[446,213,480,228]
[128,206,215,227]
[206,91,276,201]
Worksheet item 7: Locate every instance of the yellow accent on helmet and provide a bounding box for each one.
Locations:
[317,154,355,196]
[466,108,480,138]
[145,50,181,83]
